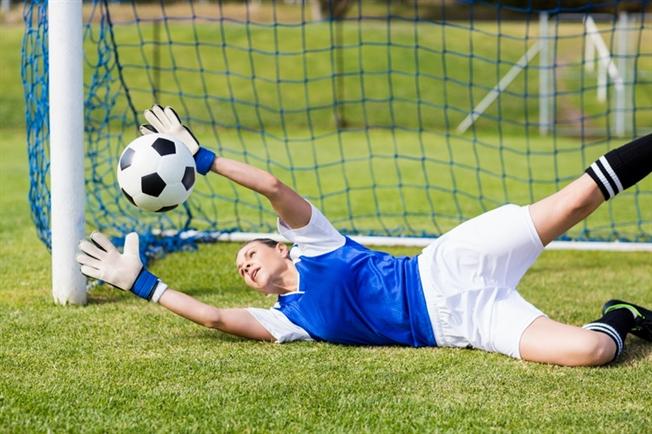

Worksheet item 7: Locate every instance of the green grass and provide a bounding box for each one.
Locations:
[2,141,652,431]
[100,19,652,133]
[3,14,652,432]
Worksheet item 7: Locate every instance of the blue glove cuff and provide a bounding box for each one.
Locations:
[194,147,216,175]
[131,269,159,301]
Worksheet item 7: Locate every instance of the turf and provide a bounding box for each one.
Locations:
[2,161,652,431]
[3,12,652,433]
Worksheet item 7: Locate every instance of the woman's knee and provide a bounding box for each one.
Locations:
[529,175,604,245]
[571,332,616,366]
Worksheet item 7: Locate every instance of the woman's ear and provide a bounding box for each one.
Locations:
[276,242,289,258]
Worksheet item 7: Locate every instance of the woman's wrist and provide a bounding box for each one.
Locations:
[194,147,216,175]
[150,281,168,303]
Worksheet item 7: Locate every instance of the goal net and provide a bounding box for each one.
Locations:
[22,0,652,261]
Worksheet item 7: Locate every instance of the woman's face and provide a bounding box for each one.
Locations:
[235,241,290,294]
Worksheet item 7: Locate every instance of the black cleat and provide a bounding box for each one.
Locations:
[602,299,652,342]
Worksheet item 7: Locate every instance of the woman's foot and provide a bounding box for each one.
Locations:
[602,299,652,342]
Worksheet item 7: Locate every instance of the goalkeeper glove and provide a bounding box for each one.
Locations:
[76,232,167,302]
[140,105,216,175]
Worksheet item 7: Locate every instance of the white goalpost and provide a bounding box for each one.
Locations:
[48,0,87,304]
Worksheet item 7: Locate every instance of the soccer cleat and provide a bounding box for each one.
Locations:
[602,299,652,342]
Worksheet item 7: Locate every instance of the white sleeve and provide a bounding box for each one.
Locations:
[277,203,345,257]
[246,307,313,343]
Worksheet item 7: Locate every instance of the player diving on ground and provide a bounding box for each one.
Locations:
[76,105,652,367]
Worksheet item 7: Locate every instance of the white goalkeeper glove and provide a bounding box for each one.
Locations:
[140,105,216,175]
[76,232,167,302]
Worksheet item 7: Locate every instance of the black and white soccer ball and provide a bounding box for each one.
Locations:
[117,134,196,212]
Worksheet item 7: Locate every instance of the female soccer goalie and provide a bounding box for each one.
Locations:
[76,105,652,367]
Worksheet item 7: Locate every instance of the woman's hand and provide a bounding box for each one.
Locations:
[140,105,216,175]
[76,232,163,301]
[77,232,142,291]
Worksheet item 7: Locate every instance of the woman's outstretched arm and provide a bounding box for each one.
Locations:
[158,288,274,341]
[210,157,311,229]
[76,231,273,342]
[141,105,311,229]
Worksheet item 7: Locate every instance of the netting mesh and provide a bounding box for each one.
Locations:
[22,0,652,254]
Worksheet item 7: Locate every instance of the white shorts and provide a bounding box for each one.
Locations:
[418,204,546,359]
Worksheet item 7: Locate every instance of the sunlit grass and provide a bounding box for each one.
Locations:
[4,14,652,432]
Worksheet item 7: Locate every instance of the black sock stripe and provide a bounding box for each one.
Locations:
[595,158,621,196]
[586,165,612,200]
[598,156,624,193]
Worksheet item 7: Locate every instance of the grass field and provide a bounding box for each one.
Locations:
[4,7,652,432]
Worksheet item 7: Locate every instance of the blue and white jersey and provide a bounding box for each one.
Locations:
[247,204,436,347]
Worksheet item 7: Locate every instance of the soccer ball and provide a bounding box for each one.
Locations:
[117,134,196,212]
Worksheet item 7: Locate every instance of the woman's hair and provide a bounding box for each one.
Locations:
[246,238,279,249]
[236,238,280,259]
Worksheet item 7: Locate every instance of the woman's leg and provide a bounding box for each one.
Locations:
[528,174,604,246]
[529,133,652,246]
[520,300,652,367]
[522,135,652,365]
[519,317,616,366]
